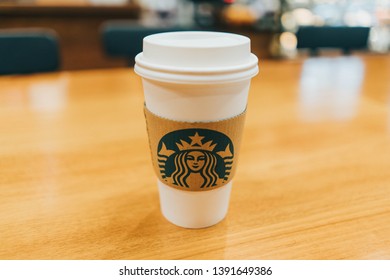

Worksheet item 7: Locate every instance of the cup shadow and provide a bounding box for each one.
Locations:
[120,206,229,260]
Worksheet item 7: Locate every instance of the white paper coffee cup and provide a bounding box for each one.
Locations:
[135,31,258,228]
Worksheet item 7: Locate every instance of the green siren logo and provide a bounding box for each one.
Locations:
[157,129,234,191]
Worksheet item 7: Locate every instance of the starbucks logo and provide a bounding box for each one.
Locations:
[157,129,234,191]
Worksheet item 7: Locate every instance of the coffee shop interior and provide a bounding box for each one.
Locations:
[1,0,390,259]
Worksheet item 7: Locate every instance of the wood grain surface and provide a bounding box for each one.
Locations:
[1,54,390,260]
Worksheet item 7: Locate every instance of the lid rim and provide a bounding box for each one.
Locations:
[134,64,259,85]
[135,53,259,75]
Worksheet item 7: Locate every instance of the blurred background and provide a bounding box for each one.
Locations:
[0,0,389,72]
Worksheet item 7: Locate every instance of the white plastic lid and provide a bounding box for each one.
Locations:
[135,31,259,84]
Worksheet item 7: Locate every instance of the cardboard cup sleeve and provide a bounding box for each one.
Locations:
[144,106,246,192]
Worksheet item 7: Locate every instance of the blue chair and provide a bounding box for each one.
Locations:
[0,29,60,75]
[101,21,191,65]
[296,26,370,56]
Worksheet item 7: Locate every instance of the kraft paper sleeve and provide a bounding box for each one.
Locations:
[144,106,246,192]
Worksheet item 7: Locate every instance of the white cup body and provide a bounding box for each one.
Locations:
[143,78,251,228]
[143,79,250,122]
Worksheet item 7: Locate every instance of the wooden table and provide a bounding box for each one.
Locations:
[1,54,390,260]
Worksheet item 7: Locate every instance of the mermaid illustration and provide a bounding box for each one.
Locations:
[157,131,233,191]
[171,150,219,189]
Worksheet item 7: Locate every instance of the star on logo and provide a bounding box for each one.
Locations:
[189,132,204,147]
[158,143,175,157]
[217,144,233,159]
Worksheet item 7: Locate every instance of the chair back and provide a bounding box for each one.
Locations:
[102,22,190,65]
[0,29,60,75]
[296,26,370,55]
